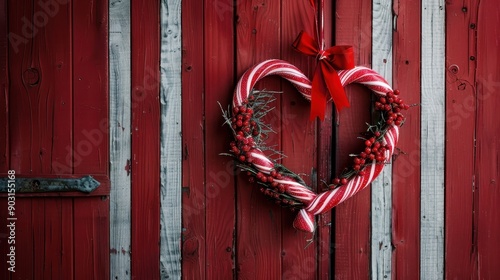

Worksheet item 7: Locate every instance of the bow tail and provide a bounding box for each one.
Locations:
[321,62,350,111]
[310,66,329,121]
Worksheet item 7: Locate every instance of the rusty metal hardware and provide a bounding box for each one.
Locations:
[0,175,100,193]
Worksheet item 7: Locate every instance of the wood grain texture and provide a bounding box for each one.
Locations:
[73,0,109,175]
[180,0,205,278]
[371,1,393,279]
[40,198,73,280]
[131,0,161,278]
[391,0,421,278]
[8,0,72,174]
[281,1,318,279]
[420,0,445,278]
[109,0,132,278]
[0,0,7,172]
[444,0,477,278]
[317,0,334,278]
[204,0,236,278]
[334,0,372,278]
[159,0,182,278]
[74,197,110,280]
[0,197,9,280]
[235,1,283,279]
[475,0,500,277]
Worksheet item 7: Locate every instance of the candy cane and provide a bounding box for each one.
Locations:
[231,59,404,233]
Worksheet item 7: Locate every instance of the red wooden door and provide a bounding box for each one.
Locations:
[0,1,109,279]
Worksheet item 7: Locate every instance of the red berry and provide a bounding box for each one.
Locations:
[365,140,372,147]
[239,155,246,162]
[365,147,372,154]
[333,178,341,185]
[353,165,361,171]
[380,97,387,104]
[394,89,400,95]
[340,178,348,185]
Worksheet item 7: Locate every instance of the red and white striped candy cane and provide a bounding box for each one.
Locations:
[232,59,401,233]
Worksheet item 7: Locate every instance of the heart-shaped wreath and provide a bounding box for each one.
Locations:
[222,59,408,233]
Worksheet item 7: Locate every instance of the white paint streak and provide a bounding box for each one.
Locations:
[159,0,182,279]
[420,0,445,278]
[109,0,132,278]
[371,0,393,279]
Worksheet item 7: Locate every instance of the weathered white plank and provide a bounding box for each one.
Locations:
[159,0,182,279]
[371,0,393,279]
[420,0,445,279]
[109,0,132,279]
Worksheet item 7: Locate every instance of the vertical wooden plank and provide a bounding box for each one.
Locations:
[371,0,393,279]
[109,0,132,278]
[391,0,421,278]
[11,199,35,280]
[235,1,283,279]
[334,0,372,278]
[8,0,72,174]
[131,0,161,278]
[317,1,333,278]
[0,0,7,171]
[280,1,318,279]
[0,197,13,280]
[72,2,110,280]
[475,0,500,278]
[159,0,182,278]
[204,0,236,278]
[444,0,477,278]
[181,0,205,278]
[40,198,73,280]
[420,0,445,278]
[72,0,109,175]
[32,199,45,279]
[42,199,63,279]
[74,198,110,280]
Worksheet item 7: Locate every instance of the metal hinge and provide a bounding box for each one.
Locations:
[0,175,100,193]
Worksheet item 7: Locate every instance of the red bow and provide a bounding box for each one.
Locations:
[293,31,354,120]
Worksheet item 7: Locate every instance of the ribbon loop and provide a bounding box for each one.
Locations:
[293,31,354,120]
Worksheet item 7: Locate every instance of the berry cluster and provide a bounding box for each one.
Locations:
[229,99,257,164]
[374,89,409,126]
[253,170,300,208]
[329,89,409,190]
[226,95,303,208]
